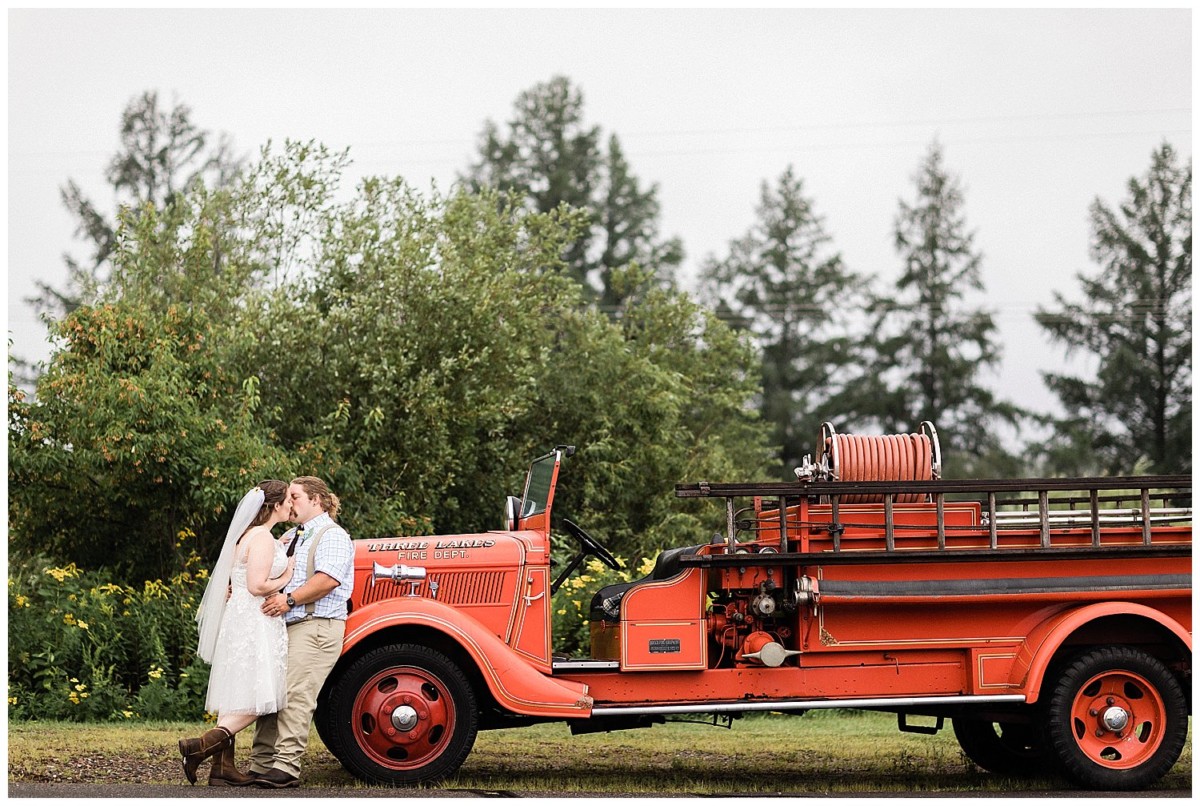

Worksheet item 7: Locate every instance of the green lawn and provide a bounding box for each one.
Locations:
[7,711,1192,794]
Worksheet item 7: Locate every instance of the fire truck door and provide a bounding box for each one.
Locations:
[511,566,552,667]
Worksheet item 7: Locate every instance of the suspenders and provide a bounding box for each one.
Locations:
[300,523,336,616]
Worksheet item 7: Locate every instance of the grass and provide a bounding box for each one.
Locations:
[7,711,1192,795]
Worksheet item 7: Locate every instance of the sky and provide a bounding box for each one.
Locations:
[6,7,1192,436]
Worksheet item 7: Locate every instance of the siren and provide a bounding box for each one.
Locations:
[371,562,428,597]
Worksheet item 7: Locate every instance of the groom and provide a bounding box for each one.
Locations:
[250,476,354,788]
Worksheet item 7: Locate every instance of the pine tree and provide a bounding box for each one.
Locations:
[854,142,1022,469]
[702,166,871,473]
[29,91,242,320]
[463,76,680,307]
[1035,142,1191,474]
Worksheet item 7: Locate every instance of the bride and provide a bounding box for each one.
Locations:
[178,481,296,786]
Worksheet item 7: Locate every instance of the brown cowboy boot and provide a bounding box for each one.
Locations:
[178,726,231,785]
[207,729,256,787]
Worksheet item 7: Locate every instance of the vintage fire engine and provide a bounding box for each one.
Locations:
[314,425,1191,791]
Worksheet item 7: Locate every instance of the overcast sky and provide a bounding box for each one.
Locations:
[6,8,1192,430]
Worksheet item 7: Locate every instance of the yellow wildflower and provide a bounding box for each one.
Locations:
[148,666,164,680]
[77,620,89,631]
[45,565,80,583]
[63,613,76,626]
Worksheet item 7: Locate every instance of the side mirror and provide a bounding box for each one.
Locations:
[504,496,521,531]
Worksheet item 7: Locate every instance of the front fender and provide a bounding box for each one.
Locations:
[342,597,592,719]
[1011,601,1193,703]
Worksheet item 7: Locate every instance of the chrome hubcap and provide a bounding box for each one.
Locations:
[390,704,419,732]
[1101,706,1129,732]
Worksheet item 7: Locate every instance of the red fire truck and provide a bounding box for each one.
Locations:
[314,425,1191,791]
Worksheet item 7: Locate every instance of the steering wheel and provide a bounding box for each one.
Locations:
[560,518,620,570]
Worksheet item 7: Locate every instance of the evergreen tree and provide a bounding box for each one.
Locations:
[701,166,871,473]
[1035,143,1191,475]
[853,142,1022,470]
[29,90,242,320]
[463,76,681,307]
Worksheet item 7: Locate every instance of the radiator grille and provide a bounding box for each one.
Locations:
[359,571,509,606]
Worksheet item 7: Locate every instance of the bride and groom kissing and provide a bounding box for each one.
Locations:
[178,476,354,788]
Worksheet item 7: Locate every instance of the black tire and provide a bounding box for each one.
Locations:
[952,716,1046,775]
[1043,645,1188,790]
[323,643,478,786]
[313,678,337,752]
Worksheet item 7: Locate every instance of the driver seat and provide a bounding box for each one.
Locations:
[588,544,702,624]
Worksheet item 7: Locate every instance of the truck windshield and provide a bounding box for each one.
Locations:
[520,451,557,518]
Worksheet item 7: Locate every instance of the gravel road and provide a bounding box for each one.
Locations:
[7,783,1191,799]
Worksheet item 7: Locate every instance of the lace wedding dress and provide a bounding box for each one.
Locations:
[204,540,289,714]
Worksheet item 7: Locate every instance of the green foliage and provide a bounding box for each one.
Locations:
[12,138,772,577]
[550,555,651,656]
[220,148,773,560]
[850,141,1024,469]
[1035,142,1191,475]
[235,171,587,539]
[7,554,209,721]
[28,90,242,323]
[463,75,682,308]
[701,166,872,474]
[535,268,775,560]
[8,302,293,581]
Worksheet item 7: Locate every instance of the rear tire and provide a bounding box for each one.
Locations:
[952,716,1046,775]
[324,643,478,786]
[1043,645,1187,790]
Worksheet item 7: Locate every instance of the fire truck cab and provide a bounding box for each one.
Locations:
[315,429,1191,791]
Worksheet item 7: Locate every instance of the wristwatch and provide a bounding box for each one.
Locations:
[285,593,296,607]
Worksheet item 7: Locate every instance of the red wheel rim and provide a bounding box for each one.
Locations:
[1068,668,1166,769]
[351,665,456,771]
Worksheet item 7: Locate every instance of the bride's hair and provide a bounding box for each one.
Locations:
[291,476,341,520]
[248,480,288,529]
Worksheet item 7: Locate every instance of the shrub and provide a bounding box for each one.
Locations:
[550,553,652,657]
[8,553,208,721]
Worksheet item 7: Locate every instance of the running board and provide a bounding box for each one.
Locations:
[553,659,620,672]
[589,693,1026,717]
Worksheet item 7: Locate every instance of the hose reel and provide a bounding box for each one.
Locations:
[795,421,941,503]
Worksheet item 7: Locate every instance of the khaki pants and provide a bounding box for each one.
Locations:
[250,617,344,777]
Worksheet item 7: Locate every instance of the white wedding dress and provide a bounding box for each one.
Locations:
[204,540,289,715]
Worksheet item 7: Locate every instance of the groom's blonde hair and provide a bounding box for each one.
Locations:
[292,476,341,521]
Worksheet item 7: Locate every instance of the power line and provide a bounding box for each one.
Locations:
[10,107,1191,160]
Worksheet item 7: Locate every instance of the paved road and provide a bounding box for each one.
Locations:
[7,783,1191,799]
